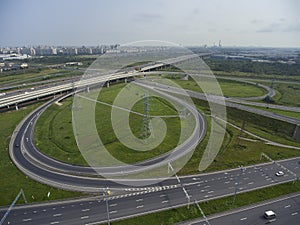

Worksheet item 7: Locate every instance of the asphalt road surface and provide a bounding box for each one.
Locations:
[183,192,300,225]
[1,158,299,224]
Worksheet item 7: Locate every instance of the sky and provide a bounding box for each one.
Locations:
[0,0,299,47]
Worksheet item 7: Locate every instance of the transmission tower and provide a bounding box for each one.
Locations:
[237,120,246,145]
[140,94,150,138]
[270,78,275,89]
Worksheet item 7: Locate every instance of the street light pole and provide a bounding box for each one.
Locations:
[168,162,191,209]
[232,166,244,207]
[104,187,111,225]
[194,200,211,225]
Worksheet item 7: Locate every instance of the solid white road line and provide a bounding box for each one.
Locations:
[81,216,89,219]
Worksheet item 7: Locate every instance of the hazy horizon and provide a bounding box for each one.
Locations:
[1,0,299,48]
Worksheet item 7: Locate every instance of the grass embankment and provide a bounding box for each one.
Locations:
[0,103,84,206]
[269,82,300,107]
[228,79,300,108]
[177,97,300,175]
[35,83,183,165]
[172,78,267,98]
[110,181,300,225]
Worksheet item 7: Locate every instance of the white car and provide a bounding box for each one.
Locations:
[264,210,276,219]
[275,171,284,177]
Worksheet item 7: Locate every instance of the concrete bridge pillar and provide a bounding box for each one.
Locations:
[87,86,90,92]
[15,104,18,110]
[293,125,300,140]
[107,82,110,88]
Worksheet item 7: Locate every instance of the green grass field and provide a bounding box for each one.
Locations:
[35,83,187,165]
[0,103,84,206]
[242,80,300,107]
[270,82,300,107]
[168,77,268,98]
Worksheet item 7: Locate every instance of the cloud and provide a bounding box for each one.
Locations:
[256,22,282,33]
[251,19,263,24]
[256,18,300,33]
[132,13,163,23]
[283,23,300,32]
[256,18,287,33]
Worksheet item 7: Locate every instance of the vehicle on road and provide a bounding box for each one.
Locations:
[264,210,276,219]
[275,171,284,177]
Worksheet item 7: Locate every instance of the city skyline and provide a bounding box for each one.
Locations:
[0,0,299,48]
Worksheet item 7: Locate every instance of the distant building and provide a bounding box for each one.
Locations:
[0,44,119,56]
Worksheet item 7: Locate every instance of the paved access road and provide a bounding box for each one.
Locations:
[185,192,300,225]
[1,158,299,225]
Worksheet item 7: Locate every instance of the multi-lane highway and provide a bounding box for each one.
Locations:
[179,192,300,225]
[1,158,299,224]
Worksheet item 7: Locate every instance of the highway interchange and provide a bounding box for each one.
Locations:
[1,54,300,224]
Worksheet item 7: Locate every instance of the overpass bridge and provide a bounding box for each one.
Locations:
[0,53,209,110]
